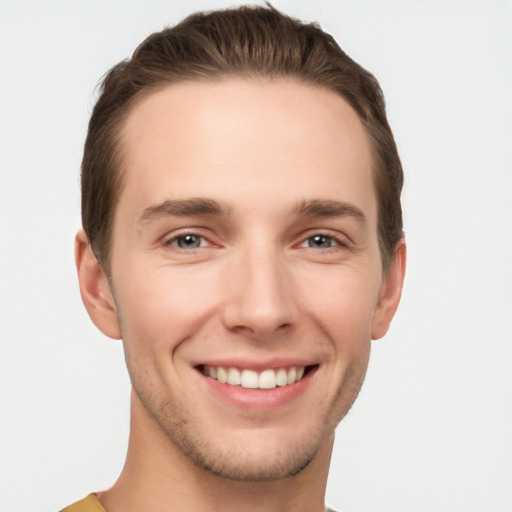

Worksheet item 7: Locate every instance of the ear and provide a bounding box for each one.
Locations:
[371,240,406,340]
[75,229,122,339]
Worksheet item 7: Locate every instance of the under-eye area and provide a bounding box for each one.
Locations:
[196,365,318,389]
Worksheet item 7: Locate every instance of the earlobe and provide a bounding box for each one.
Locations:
[371,240,406,340]
[75,229,122,340]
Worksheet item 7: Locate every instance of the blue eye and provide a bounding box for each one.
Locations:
[306,235,338,249]
[172,234,205,249]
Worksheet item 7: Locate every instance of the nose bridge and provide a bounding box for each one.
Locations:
[222,240,297,337]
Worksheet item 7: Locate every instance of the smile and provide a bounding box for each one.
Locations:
[200,365,308,389]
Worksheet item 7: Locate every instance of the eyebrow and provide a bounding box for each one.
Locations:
[138,198,230,223]
[292,199,366,224]
[138,197,366,225]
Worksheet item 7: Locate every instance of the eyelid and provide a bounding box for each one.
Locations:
[161,228,218,249]
[159,227,351,250]
[169,235,208,249]
[295,229,351,249]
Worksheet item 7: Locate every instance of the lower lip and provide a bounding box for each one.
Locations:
[199,368,316,410]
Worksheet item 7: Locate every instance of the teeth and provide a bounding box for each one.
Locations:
[203,365,307,389]
[227,367,241,385]
[258,369,276,389]
[276,368,288,386]
[217,367,227,384]
[241,369,258,389]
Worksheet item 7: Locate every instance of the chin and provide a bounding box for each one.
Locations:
[172,426,324,482]
[143,390,340,482]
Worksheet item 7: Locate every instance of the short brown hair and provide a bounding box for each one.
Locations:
[81,4,403,275]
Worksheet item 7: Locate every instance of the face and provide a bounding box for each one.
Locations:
[80,78,404,481]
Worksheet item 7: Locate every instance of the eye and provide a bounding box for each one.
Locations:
[301,234,341,249]
[168,234,208,249]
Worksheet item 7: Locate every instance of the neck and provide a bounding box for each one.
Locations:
[98,391,333,512]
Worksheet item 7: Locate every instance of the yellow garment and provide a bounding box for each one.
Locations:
[60,494,106,512]
[60,492,339,511]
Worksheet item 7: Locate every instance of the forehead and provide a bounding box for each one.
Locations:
[117,78,376,223]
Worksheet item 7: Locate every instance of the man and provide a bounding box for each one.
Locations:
[65,4,405,511]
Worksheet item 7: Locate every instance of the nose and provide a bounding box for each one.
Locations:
[220,247,299,339]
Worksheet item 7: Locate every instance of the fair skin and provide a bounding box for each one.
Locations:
[76,78,406,512]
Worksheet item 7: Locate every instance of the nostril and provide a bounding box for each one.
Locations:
[231,324,257,337]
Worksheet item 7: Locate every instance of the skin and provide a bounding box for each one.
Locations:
[76,78,406,512]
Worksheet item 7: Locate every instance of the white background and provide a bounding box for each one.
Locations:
[1,1,511,511]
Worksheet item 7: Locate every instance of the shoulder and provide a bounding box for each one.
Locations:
[60,494,106,512]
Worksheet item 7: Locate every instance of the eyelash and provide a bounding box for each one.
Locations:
[162,230,347,252]
[163,232,211,250]
[298,233,346,250]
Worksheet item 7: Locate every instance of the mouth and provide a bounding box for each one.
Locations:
[196,364,317,390]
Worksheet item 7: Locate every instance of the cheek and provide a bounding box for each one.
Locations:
[300,266,380,346]
[114,264,222,349]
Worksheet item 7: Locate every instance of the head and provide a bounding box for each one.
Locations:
[76,5,406,484]
[81,4,403,277]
